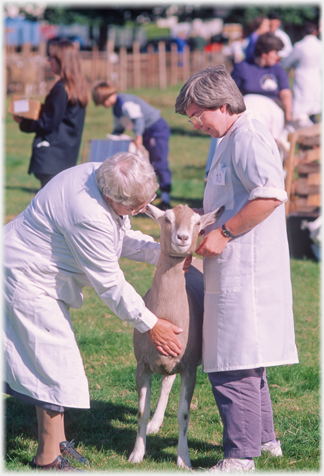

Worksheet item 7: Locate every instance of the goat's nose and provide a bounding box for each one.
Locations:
[177,234,189,241]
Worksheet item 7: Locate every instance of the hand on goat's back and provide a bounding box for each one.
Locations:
[147,318,183,356]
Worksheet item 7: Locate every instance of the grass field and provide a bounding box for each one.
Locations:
[3,87,321,472]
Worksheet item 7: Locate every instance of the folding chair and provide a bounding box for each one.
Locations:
[81,134,149,164]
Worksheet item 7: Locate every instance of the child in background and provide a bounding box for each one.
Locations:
[92,81,172,210]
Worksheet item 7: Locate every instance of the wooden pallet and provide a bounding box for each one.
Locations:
[284,123,321,217]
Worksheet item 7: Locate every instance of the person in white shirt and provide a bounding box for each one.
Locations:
[269,12,293,59]
[282,22,322,128]
[4,152,184,470]
[175,65,299,472]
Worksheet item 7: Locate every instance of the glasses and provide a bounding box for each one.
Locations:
[188,110,206,127]
[128,194,157,216]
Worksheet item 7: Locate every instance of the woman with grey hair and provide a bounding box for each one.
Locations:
[4,152,183,470]
[176,65,298,472]
[96,151,158,209]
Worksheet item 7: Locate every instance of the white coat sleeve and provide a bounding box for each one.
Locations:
[232,128,288,203]
[121,227,160,265]
[281,46,300,70]
[63,220,158,333]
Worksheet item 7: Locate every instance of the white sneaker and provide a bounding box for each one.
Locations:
[261,440,282,457]
[209,458,255,472]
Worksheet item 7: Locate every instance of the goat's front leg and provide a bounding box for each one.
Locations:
[177,371,197,469]
[147,373,177,434]
[128,364,152,463]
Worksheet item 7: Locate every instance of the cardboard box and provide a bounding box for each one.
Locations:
[8,95,42,120]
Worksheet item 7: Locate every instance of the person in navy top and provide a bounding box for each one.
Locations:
[13,39,89,188]
[92,81,173,210]
[232,32,292,123]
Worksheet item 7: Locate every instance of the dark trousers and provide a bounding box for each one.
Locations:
[208,367,276,458]
[34,173,55,189]
[143,118,172,193]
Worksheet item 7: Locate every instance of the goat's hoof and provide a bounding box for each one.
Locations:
[177,456,191,469]
[146,422,161,435]
[128,451,144,464]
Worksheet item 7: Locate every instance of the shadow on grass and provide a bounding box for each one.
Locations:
[170,126,209,138]
[5,396,222,469]
[5,184,39,195]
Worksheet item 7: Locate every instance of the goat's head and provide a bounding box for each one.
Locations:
[145,204,224,257]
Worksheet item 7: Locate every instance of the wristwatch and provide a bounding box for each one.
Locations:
[221,224,235,238]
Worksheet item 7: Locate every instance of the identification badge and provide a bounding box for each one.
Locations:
[213,168,225,186]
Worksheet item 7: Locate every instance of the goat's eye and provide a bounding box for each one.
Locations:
[164,217,171,224]
[196,221,201,227]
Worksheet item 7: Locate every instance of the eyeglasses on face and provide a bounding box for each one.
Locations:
[129,193,157,216]
[188,110,206,126]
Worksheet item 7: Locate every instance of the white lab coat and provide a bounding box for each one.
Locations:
[282,35,322,117]
[274,28,293,59]
[4,162,160,408]
[243,94,285,143]
[202,111,299,372]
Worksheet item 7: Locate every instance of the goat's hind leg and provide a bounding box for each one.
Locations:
[128,364,152,463]
[147,373,176,434]
[177,371,197,469]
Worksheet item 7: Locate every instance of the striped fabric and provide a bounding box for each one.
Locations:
[88,139,132,163]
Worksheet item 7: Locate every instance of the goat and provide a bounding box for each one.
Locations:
[128,203,224,468]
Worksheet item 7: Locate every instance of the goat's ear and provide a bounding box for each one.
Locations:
[144,204,166,224]
[199,205,225,231]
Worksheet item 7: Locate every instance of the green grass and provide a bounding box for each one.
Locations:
[3,88,321,472]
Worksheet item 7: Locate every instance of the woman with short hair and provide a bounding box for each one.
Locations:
[4,152,183,470]
[175,65,298,472]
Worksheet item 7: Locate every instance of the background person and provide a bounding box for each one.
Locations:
[175,65,299,472]
[206,30,292,177]
[231,32,293,158]
[13,39,89,189]
[243,15,270,63]
[4,152,183,470]
[282,22,322,128]
[269,12,293,59]
[92,81,173,210]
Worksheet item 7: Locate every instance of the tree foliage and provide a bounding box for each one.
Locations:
[223,5,319,26]
[11,4,320,47]
[41,4,320,28]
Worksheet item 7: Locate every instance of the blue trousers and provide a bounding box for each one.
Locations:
[208,367,276,458]
[143,118,172,193]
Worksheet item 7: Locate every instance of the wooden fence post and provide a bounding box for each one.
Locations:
[106,38,115,82]
[158,41,167,89]
[37,41,47,95]
[147,45,155,88]
[192,49,203,76]
[182,45,190,82]
[38,41,46,57]
[92,44,99,85]
[22,42,32,95]
[119,46,127,91]
[170,43,178,86]
[133,41,141,89]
